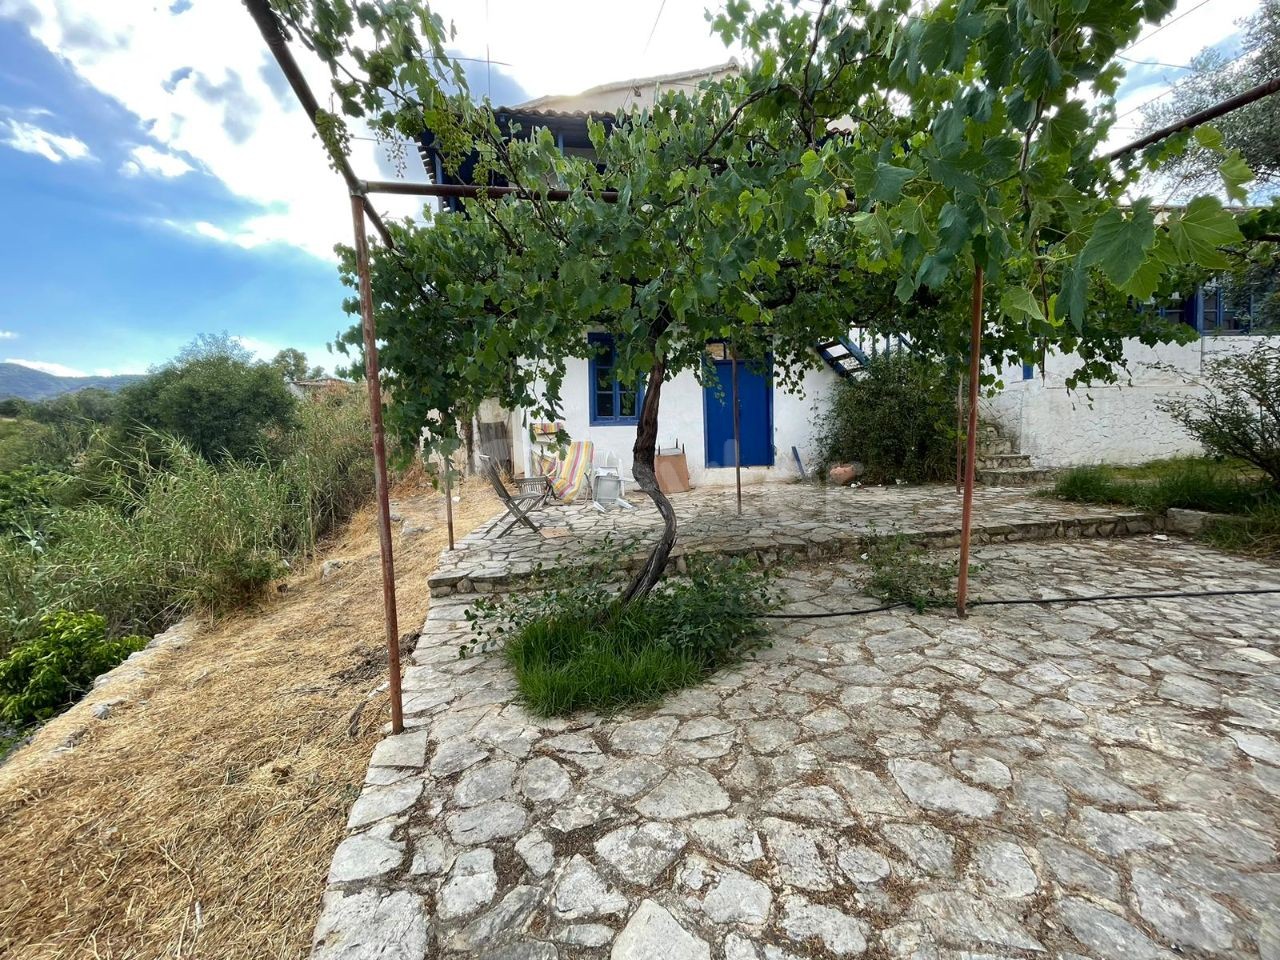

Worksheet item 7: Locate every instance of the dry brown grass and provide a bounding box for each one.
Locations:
[0,477,499,959]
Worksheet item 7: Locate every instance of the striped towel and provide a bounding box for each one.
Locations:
[531,421,564,439]
[549,440,594,503]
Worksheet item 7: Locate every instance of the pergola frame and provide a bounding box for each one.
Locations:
[244,0,1279,733]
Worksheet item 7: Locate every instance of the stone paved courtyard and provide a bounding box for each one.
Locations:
[429,484,1156,595]
[316,518,1280,959]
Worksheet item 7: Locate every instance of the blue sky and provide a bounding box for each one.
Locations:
[0,0,1259,378]
[0,16,358,376]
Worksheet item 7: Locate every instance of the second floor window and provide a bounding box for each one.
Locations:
[589,333,644,425]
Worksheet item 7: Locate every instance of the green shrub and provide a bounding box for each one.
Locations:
[818,351,958,484]
[863,535,962,612]
[114,353,296,463]
[0,466,61,540]
[0,611,146,727]
[1160,341,1280,487]
[0,389,373,647]
[466,555,778,716]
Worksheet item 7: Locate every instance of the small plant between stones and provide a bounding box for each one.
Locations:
[861,535,969,612]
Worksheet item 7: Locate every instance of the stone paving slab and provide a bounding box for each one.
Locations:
[429,484,1158,595]
[316,535,1280,959]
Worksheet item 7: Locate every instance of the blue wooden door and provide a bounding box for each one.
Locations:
[704,359,773,468]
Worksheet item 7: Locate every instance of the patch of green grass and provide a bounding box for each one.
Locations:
[1201,502,1280,559]
[1051,465,1119,505]
[1103,456,1237,482]
[505,607,708,716]
[473,556,778,717]
[1048,459,1273,515]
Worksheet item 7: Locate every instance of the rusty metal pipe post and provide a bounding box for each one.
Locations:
[351,193,404,733]
[444,459,456,551]
[956,266,984,617]
[731,347,742,516]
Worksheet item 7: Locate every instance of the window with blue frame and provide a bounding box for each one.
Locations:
[589,333,644,425]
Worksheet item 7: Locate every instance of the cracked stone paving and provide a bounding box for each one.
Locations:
[314,492,1280,960]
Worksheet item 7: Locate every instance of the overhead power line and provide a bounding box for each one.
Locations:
[640,0,669,59]
[1114,48,1247,121]
[1117,54,1193,70]
[1120,0,1216,55]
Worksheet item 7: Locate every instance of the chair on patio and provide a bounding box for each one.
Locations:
[479,454,552,538]
[538,439,596,504]
[591,451,635,512]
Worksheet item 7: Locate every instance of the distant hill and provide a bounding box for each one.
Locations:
[0,363,144,402]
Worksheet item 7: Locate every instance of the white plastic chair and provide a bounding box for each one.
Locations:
[592,451,634,512]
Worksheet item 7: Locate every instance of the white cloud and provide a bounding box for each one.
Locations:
[2,0,1248,258]
[233,334,279,360]
[1,117,91,163]
[1,0,427,260]
[92,365,146,376]
[0,330,17,340]
[0,0,735,261]
[121,143,193,178]
[5,358,88,377]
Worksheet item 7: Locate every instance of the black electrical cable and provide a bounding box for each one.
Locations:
[760,586,1280,619]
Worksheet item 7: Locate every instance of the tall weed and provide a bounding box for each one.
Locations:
[0,390,373,652]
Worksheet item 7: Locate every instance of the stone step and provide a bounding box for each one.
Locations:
[976,453,1033,471]
[976,437,1015,456]
[976,466,1056,486]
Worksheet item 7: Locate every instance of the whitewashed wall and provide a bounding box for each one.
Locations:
[506,358,840,487]
[986,335,1269,467]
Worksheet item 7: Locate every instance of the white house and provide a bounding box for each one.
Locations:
[506,345,844,487]
[425,63,851,487]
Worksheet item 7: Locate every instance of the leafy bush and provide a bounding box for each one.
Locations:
[0,390,117,473]
[1160,341,1280,487]
[818,351,957,484]
[863,535,961,612]
[1049,458,1271,514]
[0,611,146,727]
[0,466,61,540]
[114,353,296,463]
[466,554,778,716]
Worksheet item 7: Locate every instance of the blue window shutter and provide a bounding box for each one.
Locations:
[588,333,643,426]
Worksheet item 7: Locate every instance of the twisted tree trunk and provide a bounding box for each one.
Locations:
[622,355,678,603]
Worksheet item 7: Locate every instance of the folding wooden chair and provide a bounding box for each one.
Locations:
[479,454,551,538]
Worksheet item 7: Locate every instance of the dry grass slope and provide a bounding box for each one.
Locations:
[0,478,499,959]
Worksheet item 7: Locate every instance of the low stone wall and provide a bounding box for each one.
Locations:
[428,511,1162,598]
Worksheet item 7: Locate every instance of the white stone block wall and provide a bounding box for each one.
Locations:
[505,357,841,487]
[985,334,1270,467]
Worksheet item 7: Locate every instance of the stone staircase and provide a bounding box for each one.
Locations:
[975,424,1054,485]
